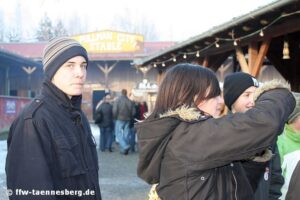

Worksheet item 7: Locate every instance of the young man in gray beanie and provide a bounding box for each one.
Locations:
[223,72,283,200]
[6,37,102,200]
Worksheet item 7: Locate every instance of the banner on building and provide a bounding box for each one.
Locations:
[72,30,144,54]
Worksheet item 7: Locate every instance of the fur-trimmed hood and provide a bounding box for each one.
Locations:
[254,79,291,102]
[159,105,207,121]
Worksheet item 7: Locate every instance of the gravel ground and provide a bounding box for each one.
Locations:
[98,148,150,200]
[0,124,151,200]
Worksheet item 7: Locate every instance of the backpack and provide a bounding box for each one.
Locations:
[94,108,103,124]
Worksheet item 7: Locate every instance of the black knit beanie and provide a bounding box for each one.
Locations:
[43,37,88,80]
[223,72,259,110]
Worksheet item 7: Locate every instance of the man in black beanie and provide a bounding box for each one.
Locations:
[223,72,283,200]
[223,72,259,112]
[6,37,102,200]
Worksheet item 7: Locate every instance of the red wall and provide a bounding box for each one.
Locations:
[0,96,31,131]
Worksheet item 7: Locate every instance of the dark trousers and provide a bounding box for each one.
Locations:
[128,127,136,152]
[100,127,113,151]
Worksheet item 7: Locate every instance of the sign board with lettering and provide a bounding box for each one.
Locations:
[5,100,16,114]
[72,30,144,54]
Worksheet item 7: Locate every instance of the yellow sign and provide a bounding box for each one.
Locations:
[72,30,144,54]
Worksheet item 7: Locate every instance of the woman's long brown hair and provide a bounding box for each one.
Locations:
[150,63,220,118]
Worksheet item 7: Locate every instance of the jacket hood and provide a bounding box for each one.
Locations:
[136,106,207,184]
[254,79,291,101]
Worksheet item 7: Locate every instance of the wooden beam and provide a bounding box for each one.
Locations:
[202,56,209,67]
[210,52,232,72]
[156,70,165,85]
[235,47,250,73]
[248,42,258,72]
[251,39,271,77]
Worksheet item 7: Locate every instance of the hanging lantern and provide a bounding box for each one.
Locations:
[282,40,290,59]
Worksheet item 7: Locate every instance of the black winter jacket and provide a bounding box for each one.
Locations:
[6,80,101,200]
[253,145,284,200]
[136,88,295,200]
[95,102,113,128]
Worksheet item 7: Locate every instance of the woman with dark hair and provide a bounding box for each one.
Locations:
[136,63,295,200]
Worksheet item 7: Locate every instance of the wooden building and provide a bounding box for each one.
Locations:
[0,30,175,120]
[134,0,300,92]
[0,48,43,97]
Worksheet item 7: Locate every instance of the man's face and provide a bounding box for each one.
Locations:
[105,94,111,101]
[232,86,257,113]
[290,116,300,133]
[51,56,87,98]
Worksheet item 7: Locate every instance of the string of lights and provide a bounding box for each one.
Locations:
[150,10,300,68]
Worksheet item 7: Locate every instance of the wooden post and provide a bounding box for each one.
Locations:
[202,56,209,67]
[156,70,165,85]
[248,42,258,73]
[251,39,271,77]
[235,47,250,73]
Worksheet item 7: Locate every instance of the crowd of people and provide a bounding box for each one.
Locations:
[4,36,300,200]
[94,89,148,155]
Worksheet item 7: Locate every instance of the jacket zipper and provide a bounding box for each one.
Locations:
[231,169,238,200]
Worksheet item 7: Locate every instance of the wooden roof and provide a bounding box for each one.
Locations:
[133,0,300,91]
[0,41,175,61]
[0,48,42,69]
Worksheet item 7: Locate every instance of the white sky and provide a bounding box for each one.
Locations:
[0,0,275,42]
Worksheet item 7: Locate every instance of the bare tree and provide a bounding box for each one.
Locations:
[7,28,21,42]
[0,9,4,42]
[65,15,89,36]
[111,8,159,41]
[136,17,159,41]
[54,20,68,37]
[14,0,23,40]
[4,1,22,42]
[36,14,54,41]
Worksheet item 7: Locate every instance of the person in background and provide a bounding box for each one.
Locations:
[223,72,284,200]
[128,100,140,153]
[137,63,295,200]
[285,160,300,200]
[277,92,300,199]
[113,89,136,155]
[6,37,101,200]
[139,101,148,120]
[95,93,114,152]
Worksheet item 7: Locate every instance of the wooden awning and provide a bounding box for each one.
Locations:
[134,0,300,91]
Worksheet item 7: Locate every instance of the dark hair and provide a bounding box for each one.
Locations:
[151,63,220,117]
[121,89,127,96]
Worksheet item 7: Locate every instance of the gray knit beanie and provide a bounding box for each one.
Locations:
[43,37,88,79]
[288,92,300,124]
